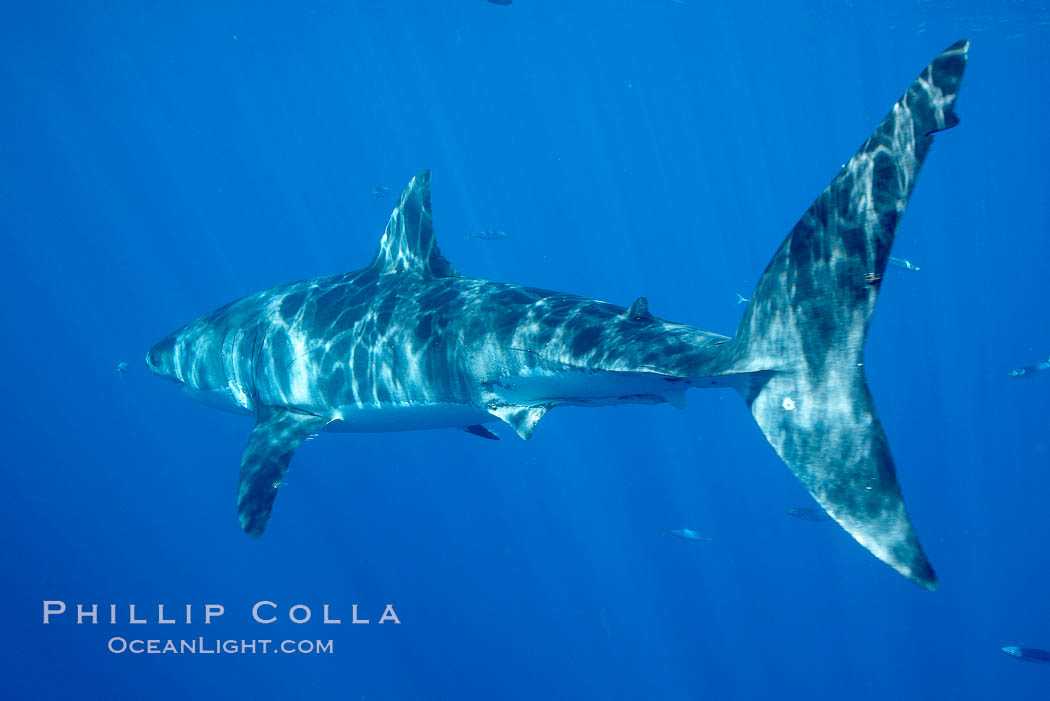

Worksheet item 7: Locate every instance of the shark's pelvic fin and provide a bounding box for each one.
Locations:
[367,169,459,279]
[237,407,330,537]
[729,40,969,590]
[665,389,687,410]
[626,296,654,321]
[487,403,550,440]
[460,424,500,440]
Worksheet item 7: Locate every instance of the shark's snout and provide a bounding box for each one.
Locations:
[146,335,179,381]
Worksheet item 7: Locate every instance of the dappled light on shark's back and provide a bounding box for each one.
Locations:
[146,40,970,591]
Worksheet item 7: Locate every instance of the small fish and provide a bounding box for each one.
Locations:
[466,229,510,241]
[372,185,390,199]
[666,528,711,542]
[1001,646,1050,663]
[486,0,513,5]
[1009,355,1050,378]
[116,362,129,376]
[736,293,750,304]
[888,256,920,272]
[787,507,832,522]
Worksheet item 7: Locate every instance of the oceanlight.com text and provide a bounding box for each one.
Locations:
[107,637,334,655]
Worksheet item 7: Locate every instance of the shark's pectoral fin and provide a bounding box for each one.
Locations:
[459,424,500,440]
[487,403,550,440]
[237,407,329,537]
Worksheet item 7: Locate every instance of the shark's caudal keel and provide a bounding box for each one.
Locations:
[147,41,968,589]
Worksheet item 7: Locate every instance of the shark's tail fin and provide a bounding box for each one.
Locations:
[727,40,968,590]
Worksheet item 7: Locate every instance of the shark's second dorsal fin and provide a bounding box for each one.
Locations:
[367,170,458,278]
[626,296,654,321]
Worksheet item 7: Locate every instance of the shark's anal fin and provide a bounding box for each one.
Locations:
[487,404,550,440]
[237,407,329,537]
[459,424,500,440]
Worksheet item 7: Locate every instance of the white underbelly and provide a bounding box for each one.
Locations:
[182,385,253,415]
[324,402,492,433]
[493,368,685,405]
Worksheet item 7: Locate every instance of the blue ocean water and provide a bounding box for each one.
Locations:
[2,1,1048,699]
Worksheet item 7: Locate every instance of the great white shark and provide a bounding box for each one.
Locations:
[147,41,969,590]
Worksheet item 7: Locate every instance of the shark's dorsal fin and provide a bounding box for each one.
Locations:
[367,170,458,278]
[626,296,653,321]
[237,406,330,537]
